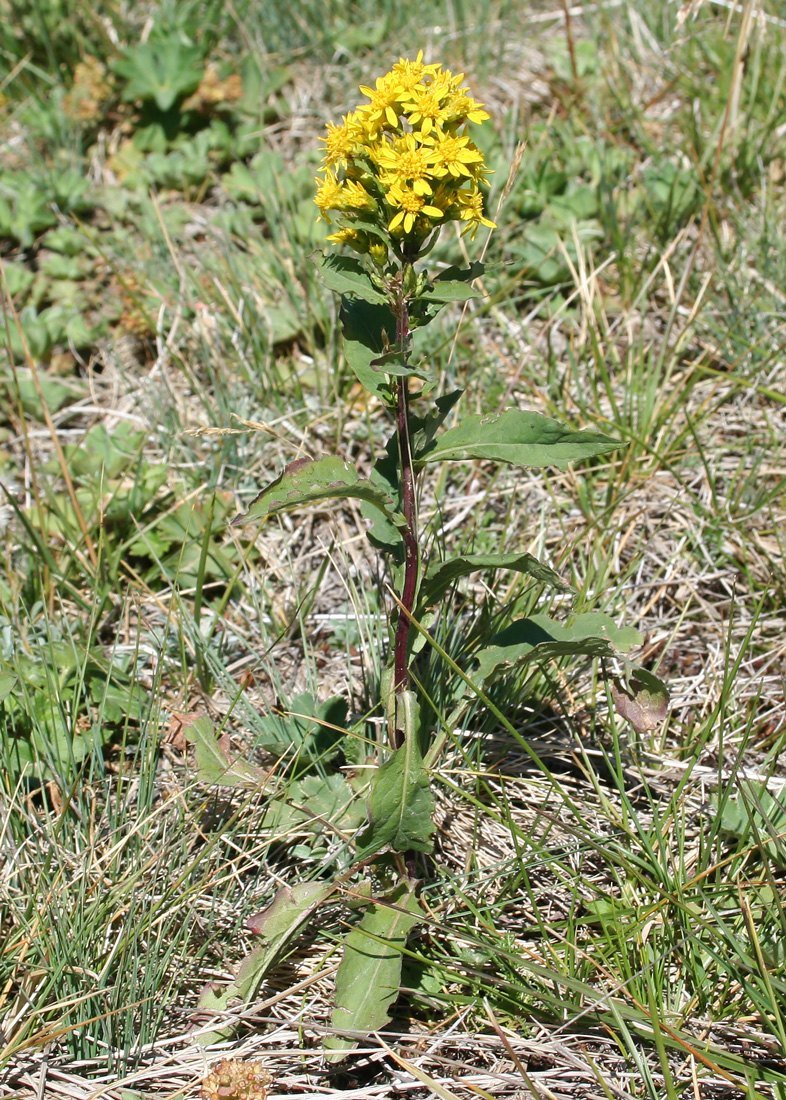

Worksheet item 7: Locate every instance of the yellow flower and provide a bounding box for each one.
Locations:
[327,227,370,253]
[455,186,497,238]
[445,91,490,126]
[314,170,345,221]
[373,132,439,196]
[321,112,364,168]
[388,50,441,93]
[387,183,444,234]
[339,179,376,211]
[401,72,458,136]
[314,54,495,248]
[430,130,485,179]
[358,74,401,131]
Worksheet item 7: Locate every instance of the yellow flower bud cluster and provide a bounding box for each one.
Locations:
[315,52,496,256]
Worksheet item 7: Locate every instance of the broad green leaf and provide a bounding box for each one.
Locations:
[611,667,669,733]
[359,703,435,855]
[195,880,335,1044]
[66,421,146,479]
[231,456,404,527]
[339,297,396,403]
[182,716,269,788]
[312,251,387,304]
[0,673,16,703]
[477,612,643,681]
[6,368,84,419]
[325,880,423,1061]
[421,409,621,469]
[418,552,571,611]
[260,773,366,836]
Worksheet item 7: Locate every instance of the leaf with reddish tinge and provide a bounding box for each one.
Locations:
[194,880,336,1045]
[612,668,669,733]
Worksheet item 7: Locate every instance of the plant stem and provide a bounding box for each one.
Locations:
[393,275,418,748]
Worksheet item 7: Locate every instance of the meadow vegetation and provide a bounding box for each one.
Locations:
[0,1,785,1097]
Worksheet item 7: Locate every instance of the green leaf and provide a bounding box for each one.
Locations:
[409,389,463,460]
[66,421,146,479]
[231,456,403,527]
[260,773,366,836]
[477,612,643,681]
[253,693,347,763]
[368,349,434,382]
[325,880,423,1061]
[312,251,387,304]
[418,552,571,611]
[195,880,335,1045]
[359,701,435,855]
[361,439,405,561]
[420,281,480,303]
[114,41,204,111]
[715,783,786,862]
[333,216,392,246]
[434,261,485,284]
[421,409,621,469]
[182,716,269,788]
[0,673,17,703]
[6,368,84,419]
[339,298,397,403]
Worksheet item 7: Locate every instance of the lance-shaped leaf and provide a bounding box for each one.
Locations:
[418,551,571,612]
[420,409,621,469]
[182,716,269,789]
[420,280,480,303]
[432,261,485,285]
[232,456,404,527]
[358,696,435,855]
[325,880,423,1061]
[194,880,335,1045]
[611,667,669,733]
[477,612,643,681]
[312,251,387,304]
[339,298,396,403]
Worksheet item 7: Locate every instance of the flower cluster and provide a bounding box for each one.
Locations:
[315,52,495,258]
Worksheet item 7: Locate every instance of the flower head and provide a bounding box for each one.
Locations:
[386,183,444,234]
[315,54,494,253]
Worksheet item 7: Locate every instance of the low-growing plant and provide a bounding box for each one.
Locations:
[188,52,668,1055]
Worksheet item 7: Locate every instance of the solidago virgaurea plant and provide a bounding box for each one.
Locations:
[192,54,668,1058]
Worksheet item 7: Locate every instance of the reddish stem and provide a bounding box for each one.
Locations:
[392,281,418,748]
